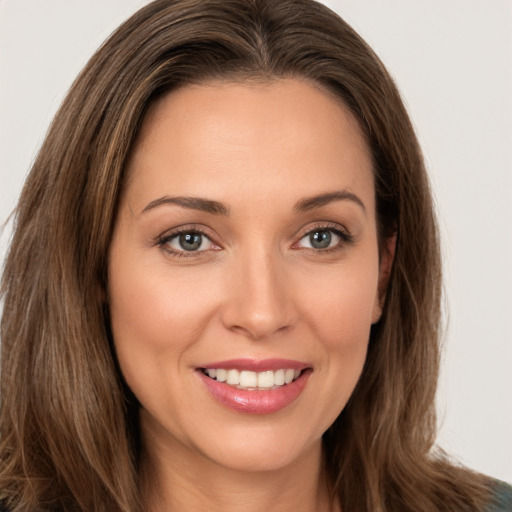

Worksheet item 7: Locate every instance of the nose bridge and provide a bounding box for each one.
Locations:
[221,242,295,340]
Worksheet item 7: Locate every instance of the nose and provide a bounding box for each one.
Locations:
[220,248,298,340]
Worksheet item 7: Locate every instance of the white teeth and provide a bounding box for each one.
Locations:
[274,369,285,386]
[203,368,303,389]
[239,370,257,388]
[226,369,240,385]
[257,371,275,388]
[216,369,227,382]
[284,369,295,384]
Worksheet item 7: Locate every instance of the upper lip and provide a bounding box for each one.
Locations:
[198,358,310,372]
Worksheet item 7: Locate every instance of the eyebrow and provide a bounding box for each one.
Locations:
[141,190,365,217]
[294,190,366,214]
[141,196,230,215]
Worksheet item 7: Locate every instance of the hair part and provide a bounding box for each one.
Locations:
[1,1,491,510]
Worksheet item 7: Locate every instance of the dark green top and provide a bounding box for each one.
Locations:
[487,480,512,511]
[0,480,510,511]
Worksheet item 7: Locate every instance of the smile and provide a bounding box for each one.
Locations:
[201,368,302,390]
[197,359,312,414]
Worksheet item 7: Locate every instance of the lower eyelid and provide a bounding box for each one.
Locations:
[299,231,337,248]
[155,224,352,256]
[297,225,352,244]
[165,232,213,250]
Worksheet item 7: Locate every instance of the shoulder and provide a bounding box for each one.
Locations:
[485,479,512,512]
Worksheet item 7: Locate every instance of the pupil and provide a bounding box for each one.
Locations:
[179,232,202,251]
[310,230,331,249]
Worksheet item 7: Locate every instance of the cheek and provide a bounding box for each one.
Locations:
[310,271,375,378]
[299,260,379,349]
[107,262,224,436]
[295,258,379,422]
[107,254,219,393]
[110,259,216,343]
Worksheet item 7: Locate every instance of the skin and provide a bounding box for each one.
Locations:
[108,78,394,512]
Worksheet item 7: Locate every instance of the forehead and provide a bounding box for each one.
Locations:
[124,78,374,214]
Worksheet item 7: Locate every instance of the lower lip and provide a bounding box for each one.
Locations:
[198,370,311,414]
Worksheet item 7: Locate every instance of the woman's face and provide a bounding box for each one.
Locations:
[108,79,390,473]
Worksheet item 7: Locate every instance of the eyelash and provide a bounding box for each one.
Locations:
[155,225,216,258]
[295,222,354,254]
[155,222,354,258]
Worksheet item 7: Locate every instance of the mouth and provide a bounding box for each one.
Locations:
[200,368,303,390]
[197,359,312,414]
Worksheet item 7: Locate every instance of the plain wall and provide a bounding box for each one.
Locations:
[1,0,511,483]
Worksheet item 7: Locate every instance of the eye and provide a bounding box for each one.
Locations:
[159,230,216,255]
[296,227,351,250]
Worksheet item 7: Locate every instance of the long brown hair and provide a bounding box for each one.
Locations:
[0,0,492,510]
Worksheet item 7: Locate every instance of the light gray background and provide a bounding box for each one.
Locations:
[1,0,511,483]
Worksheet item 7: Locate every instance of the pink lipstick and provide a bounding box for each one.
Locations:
[197,358,312,414]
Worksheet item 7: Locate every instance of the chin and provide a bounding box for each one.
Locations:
[182,416,326,475]
[206,438,320,474]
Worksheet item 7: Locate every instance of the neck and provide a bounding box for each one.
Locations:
[141,431,339,512]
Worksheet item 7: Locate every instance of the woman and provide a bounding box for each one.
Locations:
[0,0,510,510]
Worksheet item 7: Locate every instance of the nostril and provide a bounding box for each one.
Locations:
[226,322,293,341]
